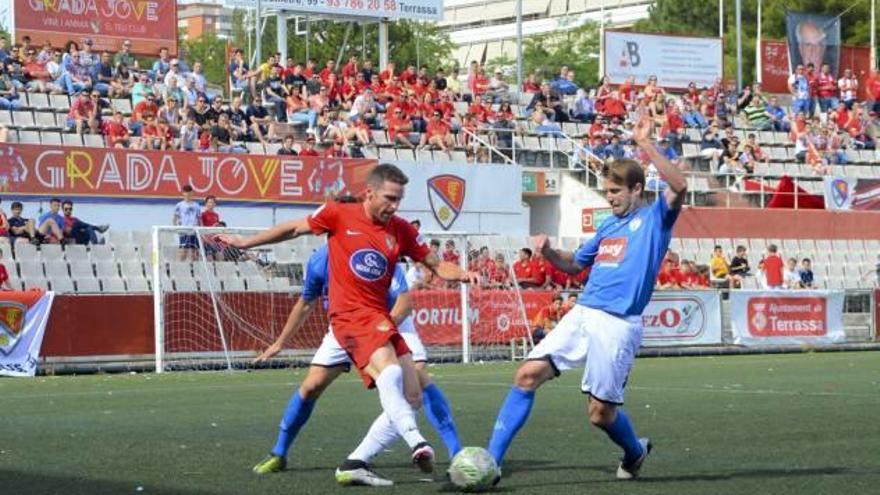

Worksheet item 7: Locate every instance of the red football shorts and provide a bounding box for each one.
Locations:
[330,310,412,388]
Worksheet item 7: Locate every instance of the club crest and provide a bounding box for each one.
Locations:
[427,175,465,230]
[0,301,27,356]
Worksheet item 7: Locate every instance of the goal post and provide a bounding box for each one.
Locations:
[152,226,538,372]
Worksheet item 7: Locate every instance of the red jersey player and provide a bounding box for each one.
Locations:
[217,164,477,483]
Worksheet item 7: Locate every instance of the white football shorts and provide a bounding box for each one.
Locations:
[526,304,642,405]
[310,317,427,368]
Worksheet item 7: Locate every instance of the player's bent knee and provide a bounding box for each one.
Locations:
[513,361,553,391]
[587,399,617,427]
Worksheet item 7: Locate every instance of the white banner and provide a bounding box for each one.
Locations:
[0,291,55,377]
[395,162,525,233]
[226,0,443,21]
[603,31,723,89]
[640,291,722,347]
[730,290,846,346]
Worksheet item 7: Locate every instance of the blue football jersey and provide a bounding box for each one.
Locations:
[574,197,680,317]
[302,244,408,310]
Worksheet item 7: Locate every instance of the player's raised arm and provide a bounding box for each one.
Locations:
[254,296,318,363]
[534,234,583,275]
[633,115,688,210]
[423,251,480,284]
[217,217,313,250]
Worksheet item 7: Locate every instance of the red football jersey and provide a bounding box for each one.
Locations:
[307,201,430,318]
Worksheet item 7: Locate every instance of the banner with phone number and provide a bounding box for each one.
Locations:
[227,0,443,21]
[0,290,55,377]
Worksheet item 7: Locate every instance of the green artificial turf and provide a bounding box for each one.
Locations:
[1,352,879,494]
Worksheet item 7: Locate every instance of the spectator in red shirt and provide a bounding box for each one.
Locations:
[522,72,541,93]
[379,61,396,83]
[420,110,454,159]
[0,248,11,290]
[532,295,564,344]
[201,196,220,227]
[817,63,838,113]
[299,136,320,156]
[441,239,460,265]
[657,258,684,289]
[530,251,551,288]
[61,200,108,245]
[323,139,348,158]
[486,252,510,288]
[386,107,415,148]
[513,248,540,288]
[763,244,785,289]
[105,111,132,148]
[341,55,359,80]
[67,91,95,135]
[318,59,336,85]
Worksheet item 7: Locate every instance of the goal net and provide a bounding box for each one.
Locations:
[153,227,540,371]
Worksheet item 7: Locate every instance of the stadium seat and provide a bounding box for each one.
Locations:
[397,148,416,161]
[34,111,60,131]
[377,147,397,161]
[40,244,64,260]
[221,277,245,292]
[131,231,152,246]
[64,244,88,260]
[95,261,120,279]
[168,262,192,279]
[124,277,150,293]
[238,261,262,278]
[246,142,265,154]
[18,260,43,279]
[245,276,269,292]
[0,111,13,129]
[214,262,238,278]
[265,143,282,154]
[41,132,62,145]
[83,134,105,147]
[101,277,127,294]
[174,277,198,292]
[107,230,133,245]
[271,277,291,291]
[49,277,75,293]
[28,93,52,112]
[89,244,113,262]
[111,98,133,114]
[49,94,70,113]
[62,133,84,147]
[44,260,69,278]
[22,277,49,291]
[417,149,434,162]
[18,130,40,143]
[115,244,139,261]
[1,258,16,278]
[74,277,101,293]
[69,260,94,278]
[120,261,145,279]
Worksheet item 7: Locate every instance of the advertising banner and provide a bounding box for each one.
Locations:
[785,11,841,75]
[603,30,723,89]
[0,144,377,205]
[13,0,178,56]
[522,170,560,196]
[823,177,880,211]
[226,0,443,21]
[581,207,612,233]
[760,40,870,98]
[730,290,846,346]
[0,290,55,377]
[640,291,723,347]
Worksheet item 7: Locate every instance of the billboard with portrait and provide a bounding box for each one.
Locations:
[785,11,841,75]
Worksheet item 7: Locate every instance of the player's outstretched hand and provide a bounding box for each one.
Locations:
[253,343,282,363]
[461,271,480,284]
[531,234,550,254]
[214,234,245,249]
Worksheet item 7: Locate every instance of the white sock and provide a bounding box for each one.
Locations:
[375,364,425,449]
[348,413,398,463]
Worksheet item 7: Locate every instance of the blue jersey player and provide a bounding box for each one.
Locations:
[252,243,461,486]
[487,117,688,482]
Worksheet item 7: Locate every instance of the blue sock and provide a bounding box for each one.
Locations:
[422,383,461,459]
[601,408,643,464]
[487,387,535,465]
[270,391,316,457]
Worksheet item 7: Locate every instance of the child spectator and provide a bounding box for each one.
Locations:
[728,245,750,288]
[37,198,65,243]
[800,258,815,288]
[173,185,201,261]
[709,245,730,285]
[7,201,37,244]
[657,258,684,289]
[201,196,220,227]
[532,295,563,344]
[784,257,801,289]
[763,244,785,289]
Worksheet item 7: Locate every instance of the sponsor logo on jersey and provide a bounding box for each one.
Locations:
[628,216,643,232]
[0,301,27,355]
[376,319,392,332]
[747,297,826,337]
[427,174,465,230]
[595,237,627,264]
[349,249,389,281]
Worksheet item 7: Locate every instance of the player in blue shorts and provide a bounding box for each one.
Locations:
[487,116,687,482]
[252,243,461,485]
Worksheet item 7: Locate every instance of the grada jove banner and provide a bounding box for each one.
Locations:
[13,0,178,56]
[640,291,722,347]
[0,290,55,377]
[730,290,846,346]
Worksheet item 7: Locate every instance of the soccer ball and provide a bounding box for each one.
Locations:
[447,446,499,492]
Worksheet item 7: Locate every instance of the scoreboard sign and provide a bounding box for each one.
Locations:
[227,0,443,21]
